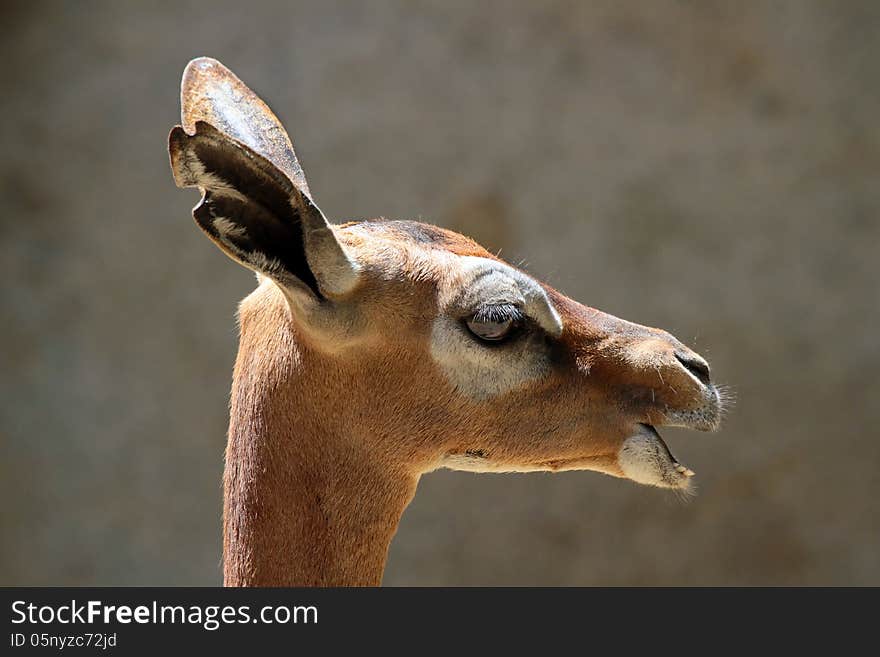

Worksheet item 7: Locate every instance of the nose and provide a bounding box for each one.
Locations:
[571,305,714,393]
[674,350,711,386]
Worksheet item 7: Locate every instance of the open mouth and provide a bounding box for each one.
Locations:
[641,423,694,476]
[616,381,727,490]
[617,423,696,490]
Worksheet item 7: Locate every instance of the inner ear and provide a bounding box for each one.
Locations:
[170,120,323,298]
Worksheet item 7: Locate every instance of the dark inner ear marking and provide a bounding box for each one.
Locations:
[193,193,320,294]
[169,121,322,297]
[191,140,296,224]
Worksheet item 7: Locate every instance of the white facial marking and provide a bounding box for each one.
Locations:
[436,452,625,478]
[436,453,549,473]
[430,256,562,400]
[617,429,691,490]
[430,315,552,399]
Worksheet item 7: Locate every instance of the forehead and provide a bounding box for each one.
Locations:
[339,220,562,336]
[340,219,494,258]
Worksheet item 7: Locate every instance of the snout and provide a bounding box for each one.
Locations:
[608,328,724,490]
[611,329,721,432]
[547,296,727,489]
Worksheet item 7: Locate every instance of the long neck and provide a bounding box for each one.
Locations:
[222,290,417,586]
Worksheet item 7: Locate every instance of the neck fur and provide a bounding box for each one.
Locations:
[222,286,417,586]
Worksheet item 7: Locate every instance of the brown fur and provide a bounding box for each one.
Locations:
[221,222,718,585]
[169,58,723,586]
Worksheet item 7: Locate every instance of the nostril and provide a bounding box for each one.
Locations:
[675,352,711,386]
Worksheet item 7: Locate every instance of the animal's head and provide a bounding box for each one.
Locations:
[169,58,724,492]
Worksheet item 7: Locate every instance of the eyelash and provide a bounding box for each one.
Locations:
[471,304,524,325]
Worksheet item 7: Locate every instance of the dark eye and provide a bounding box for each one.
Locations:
[465,305,523,343]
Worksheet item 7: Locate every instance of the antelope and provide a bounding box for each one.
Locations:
[168,57,724,586]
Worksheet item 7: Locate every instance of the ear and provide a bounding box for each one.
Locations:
[179,57,311,197]
[168,58,358,300]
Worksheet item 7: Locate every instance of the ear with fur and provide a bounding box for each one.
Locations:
[167,59,358,300]
[179,57,312,197]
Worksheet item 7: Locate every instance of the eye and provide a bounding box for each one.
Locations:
[464,305,524,343]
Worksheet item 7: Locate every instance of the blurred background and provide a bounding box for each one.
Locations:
[2,0,878,585]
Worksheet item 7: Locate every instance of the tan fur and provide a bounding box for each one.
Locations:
[169,58,724,587]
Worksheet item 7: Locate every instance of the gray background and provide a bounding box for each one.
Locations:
[2,0,878,585]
